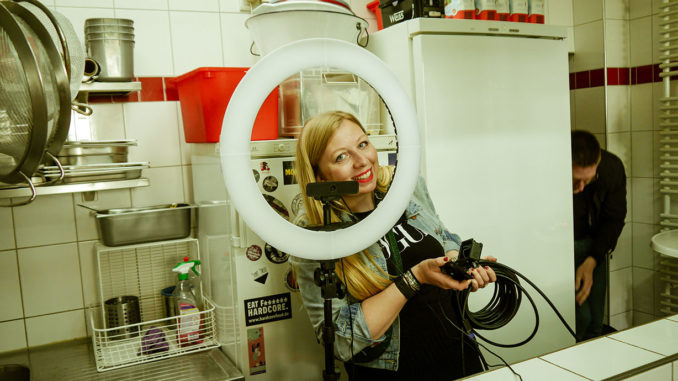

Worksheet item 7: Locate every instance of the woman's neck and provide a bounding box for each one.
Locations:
[343,193,375,213]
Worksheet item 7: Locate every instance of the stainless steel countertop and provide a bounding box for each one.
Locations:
[0,339,244,381]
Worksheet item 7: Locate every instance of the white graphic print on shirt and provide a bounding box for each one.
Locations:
[377,222,428,259]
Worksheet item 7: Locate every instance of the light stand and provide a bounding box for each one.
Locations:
[306,180,358,381]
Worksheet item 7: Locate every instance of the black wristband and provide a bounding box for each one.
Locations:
[394,273,418,300]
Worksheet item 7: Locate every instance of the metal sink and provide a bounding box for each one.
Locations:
[0,364,29,381]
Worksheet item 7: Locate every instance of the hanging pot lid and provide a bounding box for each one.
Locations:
[251,0,355,16]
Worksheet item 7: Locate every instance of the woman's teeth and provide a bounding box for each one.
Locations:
[354,170,371,181]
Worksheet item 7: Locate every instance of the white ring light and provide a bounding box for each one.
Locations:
[220,38,420,260]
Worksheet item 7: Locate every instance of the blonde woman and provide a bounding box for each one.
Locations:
[291,111,496,380]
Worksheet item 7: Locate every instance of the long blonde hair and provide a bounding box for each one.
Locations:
[295,111,394,300]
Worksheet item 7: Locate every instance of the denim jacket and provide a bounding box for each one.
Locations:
[290,176,461,371]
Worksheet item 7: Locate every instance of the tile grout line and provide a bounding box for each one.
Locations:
[536,357,594,380]
[606,335,668,357]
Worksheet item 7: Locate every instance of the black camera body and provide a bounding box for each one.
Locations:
[441,238,483,281]
[306,180,358,202]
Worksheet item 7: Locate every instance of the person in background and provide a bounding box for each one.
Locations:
[290,111,497,380]
[571,130,627,342]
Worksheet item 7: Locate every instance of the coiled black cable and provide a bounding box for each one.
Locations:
[456,259,577,348]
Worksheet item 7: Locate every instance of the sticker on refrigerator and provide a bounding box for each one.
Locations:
[246,245,262,261]
[283,160,297,185]
[259,161,271,173]
[262,175,279,192]
[247,327,266,375]
[252,267,269,284]
[284,267,299,291]
[291,193,303,216]
[265,243,289,264]
[264,194,290,220]
[244,292,292,326]
[253,169,260,183]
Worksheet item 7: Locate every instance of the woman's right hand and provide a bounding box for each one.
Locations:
[410,257,472,291]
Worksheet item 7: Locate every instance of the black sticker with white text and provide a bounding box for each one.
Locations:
[244,292,292,326]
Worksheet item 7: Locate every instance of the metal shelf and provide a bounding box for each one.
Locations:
[78,81,141,96]
[0,178,149,199]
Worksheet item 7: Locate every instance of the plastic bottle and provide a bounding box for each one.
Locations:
[172,257,203,347]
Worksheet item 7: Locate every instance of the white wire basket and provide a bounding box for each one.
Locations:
[89,296,219,372]
[92,238,220,371]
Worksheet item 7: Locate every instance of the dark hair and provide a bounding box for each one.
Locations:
[571,130,601,167]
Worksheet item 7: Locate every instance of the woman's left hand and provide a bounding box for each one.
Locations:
[468,256,497,292]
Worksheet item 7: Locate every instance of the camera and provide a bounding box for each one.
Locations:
[306,180,358,201]
[441,238,483,281]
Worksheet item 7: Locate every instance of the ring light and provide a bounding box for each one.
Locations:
[220,38,420,260]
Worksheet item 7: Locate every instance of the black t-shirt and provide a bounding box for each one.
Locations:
[573,188,591,240]
[347,211,482,381]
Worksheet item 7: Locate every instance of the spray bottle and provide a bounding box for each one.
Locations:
[172,257,203,347]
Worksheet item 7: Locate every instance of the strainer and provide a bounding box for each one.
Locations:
[6,3,71,157]
[4,1,71,188]
[0,2,48,203]
[18,1,85,102]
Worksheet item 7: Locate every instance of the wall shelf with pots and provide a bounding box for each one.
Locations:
[0,178,149,200]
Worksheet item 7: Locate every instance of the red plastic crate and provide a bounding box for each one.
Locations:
[173,67,279,143]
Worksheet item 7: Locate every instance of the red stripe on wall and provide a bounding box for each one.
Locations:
[570,64,664,90]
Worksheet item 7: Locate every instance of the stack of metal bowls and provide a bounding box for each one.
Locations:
[84,18,135,82]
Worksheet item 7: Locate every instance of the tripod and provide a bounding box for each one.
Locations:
[306,181,358,381]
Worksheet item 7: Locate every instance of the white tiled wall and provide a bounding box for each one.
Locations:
[0,0,386,354]
[570,0,667,329]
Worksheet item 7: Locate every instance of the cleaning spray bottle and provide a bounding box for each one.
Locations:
[172,257,203,347]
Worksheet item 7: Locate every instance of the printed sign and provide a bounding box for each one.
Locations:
[247,327,266,375]
[283,160,297,185]
[244,292,292,326]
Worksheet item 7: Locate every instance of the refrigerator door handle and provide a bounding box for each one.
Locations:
[229,204,244,248]
[238,213,248,248]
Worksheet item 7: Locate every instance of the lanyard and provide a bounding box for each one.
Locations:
[386,230,403,275]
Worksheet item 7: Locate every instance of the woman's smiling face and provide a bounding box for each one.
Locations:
[316,119,379,211]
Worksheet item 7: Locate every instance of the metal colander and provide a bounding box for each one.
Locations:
[0,2,47,185]
[19,1,85,101]
[6,1,71,161]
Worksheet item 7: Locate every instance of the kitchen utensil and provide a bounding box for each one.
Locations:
[86,32,135,41]
[82,57,100,83]
[85,17,134,26]
[6,2,71,178]
[0,3,51,205]
[95,203,194,246]
[85,25,134,34]
[85,17,135,82]
[161,286,176,323]
[18,1,85,103]
[57,140,136,165]
[104,295,141,339]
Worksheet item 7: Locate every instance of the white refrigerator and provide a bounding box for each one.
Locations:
[367,19,575,364]
[191,135,396,380]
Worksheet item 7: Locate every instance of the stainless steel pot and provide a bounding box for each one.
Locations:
[85,17,133,26]
[87,38,134,81]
